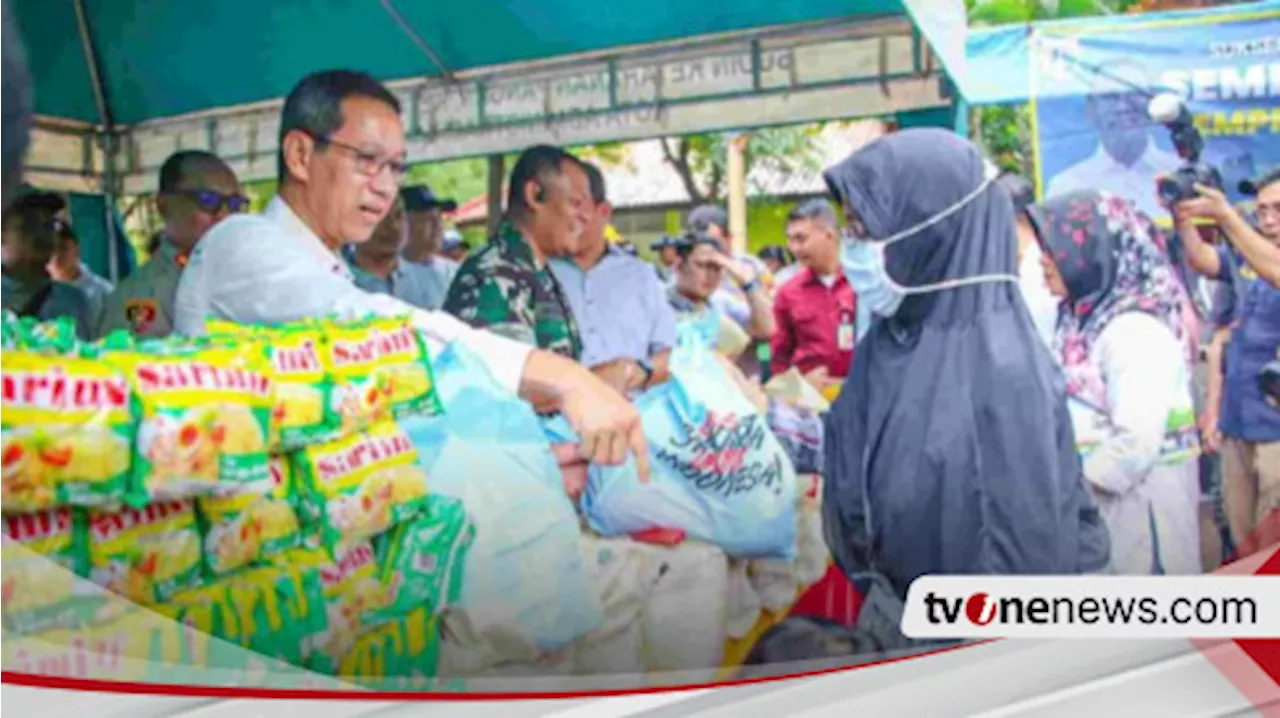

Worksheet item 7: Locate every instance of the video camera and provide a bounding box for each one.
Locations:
[1262,359,1280,410]
[1148,93,1224,206]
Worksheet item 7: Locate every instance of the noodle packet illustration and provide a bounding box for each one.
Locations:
[222,563,322,667]
[322,317,441,435]
[263,325,333,451]
[1,508,93,635]
[371,494,474,623]
[338,606,440,687]
[277,542,390,675]
[104,346,274,500]
[88,499,203,605]
[154,580,241,663]
[291,421,428,556]
[197,455,301,576]
[1,350,137,512]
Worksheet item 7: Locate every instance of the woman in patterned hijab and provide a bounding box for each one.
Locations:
[1029,189,1202,575]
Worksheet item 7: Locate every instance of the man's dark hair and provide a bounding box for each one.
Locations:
[277,69,401,183]
[159,150,228,194]
[1,0,32,214]
[688,204,729,235]
[505,145,579,221]
[786,198,838,228]
[1253,168,1280,196]
[581,161,607,205]
[674,232,723,260]
[1,197,61,259]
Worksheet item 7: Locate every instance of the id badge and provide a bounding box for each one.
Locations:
[837,320,855,351]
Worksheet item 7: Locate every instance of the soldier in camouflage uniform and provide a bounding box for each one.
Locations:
[443,145,590,361]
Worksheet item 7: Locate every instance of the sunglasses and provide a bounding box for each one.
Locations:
[171,189,251,214]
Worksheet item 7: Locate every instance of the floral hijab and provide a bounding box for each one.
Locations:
[1027,190,1197,410]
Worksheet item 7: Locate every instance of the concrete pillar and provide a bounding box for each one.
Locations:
[486,154,505,238]
[726,133,748,255]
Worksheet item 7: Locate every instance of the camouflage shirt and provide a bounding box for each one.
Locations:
[442,223,583,360]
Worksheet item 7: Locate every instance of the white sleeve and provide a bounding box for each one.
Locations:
[183,222,533,394]
[1081,313,1182,496]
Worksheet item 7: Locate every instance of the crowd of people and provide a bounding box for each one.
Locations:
[2,59,1278,653]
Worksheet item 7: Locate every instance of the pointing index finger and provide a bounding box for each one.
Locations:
[629,422,650,484]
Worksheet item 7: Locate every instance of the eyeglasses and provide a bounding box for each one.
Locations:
[316,135,408,180]
[170,189,251,215]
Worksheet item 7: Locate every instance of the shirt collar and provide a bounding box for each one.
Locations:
[666,285,704,313]
[264,196,352,280]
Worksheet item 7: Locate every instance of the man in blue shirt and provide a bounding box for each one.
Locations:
[1176,170,1280,554]
[550,161,676,395]
[346,197,452,311]
[401,184,460,298]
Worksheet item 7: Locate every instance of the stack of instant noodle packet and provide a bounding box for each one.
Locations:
[0,311,475,688]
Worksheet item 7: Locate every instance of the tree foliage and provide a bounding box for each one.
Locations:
[965,0,1145,26]
[658,124,828,204]
[976,104,1033,175]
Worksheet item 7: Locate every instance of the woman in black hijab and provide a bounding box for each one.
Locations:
[820,129,1110,599]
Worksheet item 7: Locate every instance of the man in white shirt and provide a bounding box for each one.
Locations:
[174,69,646,476]
[1045,60,1181,219]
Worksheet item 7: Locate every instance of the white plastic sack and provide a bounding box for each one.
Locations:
[716,312,752,359]
[639,540,729,682]
[548,327,798,558]
[794,474,829,588]
[572,535,657,681]
[400,343,604,652]
[764,367,831,413]
[748,557,799,614]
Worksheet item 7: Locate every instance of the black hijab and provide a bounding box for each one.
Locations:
[820,129,1109,597]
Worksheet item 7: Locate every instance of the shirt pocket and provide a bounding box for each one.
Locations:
[789,305,831,343]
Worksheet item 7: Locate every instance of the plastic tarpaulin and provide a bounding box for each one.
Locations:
[14,0,902,125]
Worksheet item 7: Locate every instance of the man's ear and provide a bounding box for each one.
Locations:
[524,179,544,211]
[281,129,316,183]
[599,201,614,223]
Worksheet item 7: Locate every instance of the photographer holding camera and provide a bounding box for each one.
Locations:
[1172,169,1280,557]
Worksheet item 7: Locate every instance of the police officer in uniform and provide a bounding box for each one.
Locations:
[99,150,246,338]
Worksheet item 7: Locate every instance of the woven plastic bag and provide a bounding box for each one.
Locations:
[398,343,603,652]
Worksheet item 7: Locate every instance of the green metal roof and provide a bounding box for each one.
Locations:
[17,0,903,126]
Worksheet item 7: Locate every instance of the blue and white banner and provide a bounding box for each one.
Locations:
[1027,7,1280,219]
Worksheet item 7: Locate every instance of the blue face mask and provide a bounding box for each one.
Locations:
[842,237,904,318]
[838,163,1016,319]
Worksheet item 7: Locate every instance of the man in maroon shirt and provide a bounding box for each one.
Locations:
[770,199,856,391]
